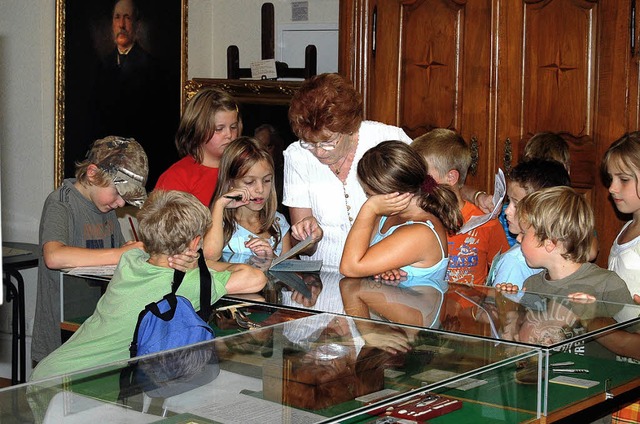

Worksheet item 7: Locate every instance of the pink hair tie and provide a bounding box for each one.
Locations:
[421,175,438,194]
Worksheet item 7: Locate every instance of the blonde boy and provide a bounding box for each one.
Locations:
[32,136,149,363]
[412,129,509,285]
[512,186,630,302]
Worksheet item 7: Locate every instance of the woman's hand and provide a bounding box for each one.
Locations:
[168,249,199,272]
[364,192,412,216]
[291,215,323,243]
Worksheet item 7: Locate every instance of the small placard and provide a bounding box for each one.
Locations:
[250,59,278,80]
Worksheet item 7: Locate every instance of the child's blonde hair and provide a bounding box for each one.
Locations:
[523,132,571,172]
[138,190,211,256]
[176,87,240,163]
[411,129,471,186]
[602,131,640,196]
[211,137,280,251]
[516,186,594,263]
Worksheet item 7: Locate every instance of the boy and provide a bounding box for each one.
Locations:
[488,158,571,288]
[496,186,632,363]
[30,190,266,380]
[412,129,510,285]
[508,186,630,301]
[32,136,148,364]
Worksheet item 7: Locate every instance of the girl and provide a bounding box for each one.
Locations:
[155,87,241,206]
[597,132,640,424]
[339,140,463,287]
[204,137,322,260]
[604,132,640,302]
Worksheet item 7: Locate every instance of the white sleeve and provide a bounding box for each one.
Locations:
[283,144,312,208]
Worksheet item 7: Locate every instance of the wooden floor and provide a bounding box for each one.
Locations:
[0,378,11,389]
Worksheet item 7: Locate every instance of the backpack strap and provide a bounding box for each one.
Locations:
[197,248,212,321]
[169,249,212,322]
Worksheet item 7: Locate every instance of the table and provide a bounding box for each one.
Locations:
[2,242,39,384]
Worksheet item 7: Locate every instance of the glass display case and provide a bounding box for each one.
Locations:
[2,312,540,423]
[54,259,640,422]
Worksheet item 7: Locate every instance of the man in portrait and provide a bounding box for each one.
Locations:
[87,0,179,188]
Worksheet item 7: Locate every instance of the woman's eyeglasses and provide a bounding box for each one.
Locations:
[299,133,342,151]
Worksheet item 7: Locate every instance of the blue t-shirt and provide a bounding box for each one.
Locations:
[223,211,290,256]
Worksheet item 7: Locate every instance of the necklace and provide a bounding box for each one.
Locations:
[331,134,357,177]
[331,155,349,175]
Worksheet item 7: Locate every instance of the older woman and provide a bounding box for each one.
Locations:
[284,73,411,267]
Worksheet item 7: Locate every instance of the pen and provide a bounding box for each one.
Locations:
[128,217,139,242]
[224,195,257,201]
[553,368,589,373]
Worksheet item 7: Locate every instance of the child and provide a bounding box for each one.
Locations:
[411,129,510,285]
[204,137,322,260]
[597,132,640,423]
[340,140,462,287]
[30,190,266,381]
[522,131,571,171]
[32,136,148,364]
[497,186,631,302]
[155,87,241,206]
[487,158,571,288]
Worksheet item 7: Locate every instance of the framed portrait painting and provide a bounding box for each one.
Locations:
[55,0,187,189]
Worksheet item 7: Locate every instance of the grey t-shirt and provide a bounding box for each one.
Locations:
[32,179,124,362]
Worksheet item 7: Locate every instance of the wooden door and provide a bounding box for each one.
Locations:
[339,0,639,267]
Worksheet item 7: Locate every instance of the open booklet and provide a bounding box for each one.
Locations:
[268,234,322,272]
[458,168,506,234]
[65,265,116,280]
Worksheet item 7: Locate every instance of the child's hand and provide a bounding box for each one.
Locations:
[374,268,408,281]
[168,249,199,272]
[476,192,495,213]
[494,283,520,293]
[291,216,323,243]
[245,236,275,257]
[634,294,640,305]
[365,192,412,216]
[568,292,596,303]
[220,187,252,208]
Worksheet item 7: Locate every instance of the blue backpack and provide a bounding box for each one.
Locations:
[120,251,219,401]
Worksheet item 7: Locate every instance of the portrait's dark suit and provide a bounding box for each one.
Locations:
[92,43,177,187]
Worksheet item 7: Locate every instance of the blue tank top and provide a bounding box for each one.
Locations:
[371,217,449,292]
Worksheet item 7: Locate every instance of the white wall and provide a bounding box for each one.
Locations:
[0,0,56,379]
[0,0,338,381]
[190,0,339,78]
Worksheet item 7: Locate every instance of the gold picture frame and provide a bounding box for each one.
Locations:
[54,0,188,188]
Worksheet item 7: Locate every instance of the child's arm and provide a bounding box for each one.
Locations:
[42,240,143,269]
[202,190,249,260]
[340,192,415,277]
[461,184,494,213]
[587,316,640,360]
[207,261,267,294]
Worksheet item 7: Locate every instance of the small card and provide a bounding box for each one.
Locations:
[550,375,599,389]
[250,59,277,80]
[413,344,454,355]
[384,369,406,379]
[355,388,400,403]
[412,369,487,391]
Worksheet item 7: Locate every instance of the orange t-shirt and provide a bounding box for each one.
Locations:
[446,201,510,286]
[155,156,219,206]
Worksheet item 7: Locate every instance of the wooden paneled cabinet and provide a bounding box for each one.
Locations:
[339,0,640,267]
